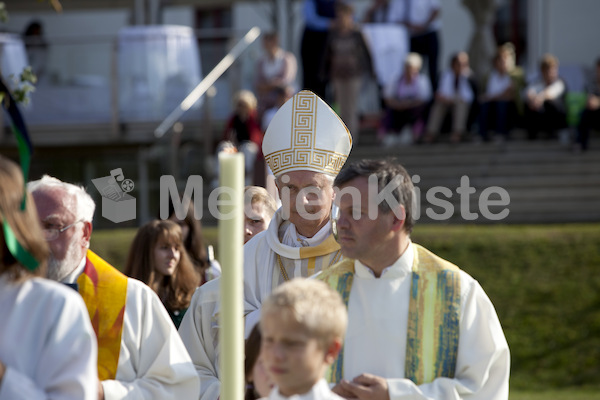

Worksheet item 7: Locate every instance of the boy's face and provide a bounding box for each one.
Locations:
[260,310,330,397]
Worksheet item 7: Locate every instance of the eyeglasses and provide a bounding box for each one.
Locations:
[43,219,84,241]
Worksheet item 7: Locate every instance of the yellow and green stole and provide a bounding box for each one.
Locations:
[318,244,461,385]
[77,250,128,381]
[273,233,342,286]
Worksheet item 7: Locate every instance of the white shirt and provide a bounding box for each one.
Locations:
[384,73,431,101]
[486,71,512,98]
[343,243,510,400]
[406,0,442,34]
[437,70,474,103]
[362,24,409,88]
[64,256,200,400]
[367,0,406,23]
[370,0,441,33]
[525,78,565,101]
[0,275,98,400]
[269,379,343,400]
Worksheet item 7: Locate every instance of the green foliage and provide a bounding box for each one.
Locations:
[0,2,8,23]
[9,66,37,105]
[90,223,600,391]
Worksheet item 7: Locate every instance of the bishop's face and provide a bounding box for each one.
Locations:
[276,170,334,238]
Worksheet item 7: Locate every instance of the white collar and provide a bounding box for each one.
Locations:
[61,254,87,284]
[282,220,331,248]
[355,241,413,280]
[270,379,332,400]
[265,209,334,260]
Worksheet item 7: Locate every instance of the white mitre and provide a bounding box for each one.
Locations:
[262,90,353,176]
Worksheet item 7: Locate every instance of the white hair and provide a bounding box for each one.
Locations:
[405,52,423,70]
[28,175,96,223]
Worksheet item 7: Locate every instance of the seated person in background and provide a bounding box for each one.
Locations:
[244,186,278,244]
[576,57,600,152]
[168,200,221,283]
[124,220,201,328]
[524,54,567,140]
[216,90,263,186]
[244,324,275,400]
[255,32,297,120]
[0,155,98,400]
[498,42,526,116]
[478,51,515,142]
[260,278,347,400]
[424,51,475,143]
[380,52,432,145]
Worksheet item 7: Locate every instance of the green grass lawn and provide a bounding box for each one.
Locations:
[510,390,600,400]
[91,223,600,394]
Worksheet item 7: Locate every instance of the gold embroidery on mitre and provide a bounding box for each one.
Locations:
[265,91,350,175]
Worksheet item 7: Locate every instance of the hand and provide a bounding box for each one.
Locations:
[332,382,358,399]
[532,96,545,110]
[0,360,5,382]
[408,23,427,34]
[98,381,105,400]
[339,374,390,400]
[587,95,600,110]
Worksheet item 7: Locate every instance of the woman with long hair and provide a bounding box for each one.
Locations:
[168,200,221,284]
[124,219,200,328]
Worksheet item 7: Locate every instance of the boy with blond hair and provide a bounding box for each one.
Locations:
[260,278,347,400]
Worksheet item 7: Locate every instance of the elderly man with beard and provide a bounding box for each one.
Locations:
[179,90,353,400]
[29,176,200,400]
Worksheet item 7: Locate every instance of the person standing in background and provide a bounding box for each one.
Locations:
[322,1,375,143]
[300,0,336,99]
[404,0,441,91]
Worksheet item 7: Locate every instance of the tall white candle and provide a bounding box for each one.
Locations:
[218,152,245,400]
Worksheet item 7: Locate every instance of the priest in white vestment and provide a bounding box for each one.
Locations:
[178,89,353,400]
[29,176,200,400]
[0,155,98,400]
[318,159,510,400]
